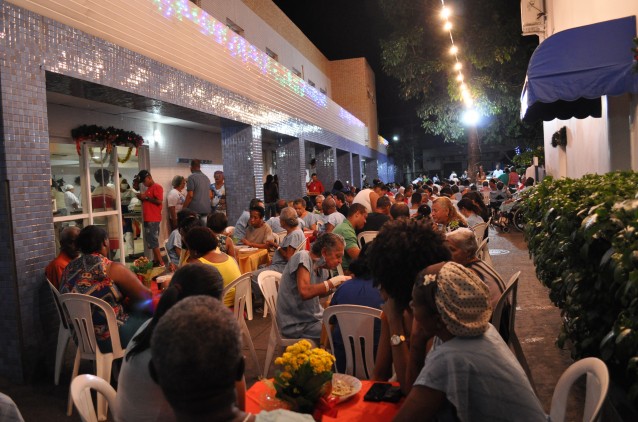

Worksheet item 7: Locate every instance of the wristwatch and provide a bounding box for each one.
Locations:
[390,334,406,346]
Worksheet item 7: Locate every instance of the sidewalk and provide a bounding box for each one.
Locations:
[0,230,582,421]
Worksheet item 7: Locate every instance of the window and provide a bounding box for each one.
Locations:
[319,87,327,95]
[226,18,244,36]
[265,48,278,62]
[307,79,315,88]
[292,67,302,77]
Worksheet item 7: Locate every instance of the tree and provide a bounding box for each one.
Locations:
[379,0,542,179]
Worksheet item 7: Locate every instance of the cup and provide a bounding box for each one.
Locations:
[156,274,173,291]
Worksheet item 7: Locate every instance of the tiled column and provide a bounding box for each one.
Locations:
[377,160,388,183]
[276,137,305,201]
[365,159,379,183]
[315,147,337,192]
[0,9,56,382]
[337,150,353,187]
[221,122,264,224]
[352,154,362,189]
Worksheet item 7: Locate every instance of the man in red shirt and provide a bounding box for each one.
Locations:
[45,226,80,289]
[136,170,164,267]
[306,173,324,199]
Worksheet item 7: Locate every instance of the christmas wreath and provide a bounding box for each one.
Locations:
[71,124,144,163]
[551,126,567,148]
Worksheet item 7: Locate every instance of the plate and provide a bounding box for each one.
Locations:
[330,373,362,403]
[239,247,258,252]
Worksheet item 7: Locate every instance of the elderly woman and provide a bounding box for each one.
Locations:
[393,262,545,421]
[431,197,468,232]
[167,175,186,231]
[445,228,506,309]
[367,219,451,394]
[241,205,274,249]
[116,263,229,422]
[184,226,240,307]
[60,225,151,349]
[456,197,484,228]
[276,232,350,341]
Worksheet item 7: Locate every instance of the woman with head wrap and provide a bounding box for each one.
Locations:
[393,262,545,422]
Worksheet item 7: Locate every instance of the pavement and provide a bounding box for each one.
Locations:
[0,229,584,421]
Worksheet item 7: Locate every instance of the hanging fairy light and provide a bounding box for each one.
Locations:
[439,0,476,116]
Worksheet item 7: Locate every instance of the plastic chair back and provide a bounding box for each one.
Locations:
[550,357,609,422]
[323,305,382,380]
[476,237,493,266]
[491,271,520,341]
[71,374,117,422]
[224,226,235,236]
[472,222,488,245]
[356,231,378,249]
[295,238,307,252]
[46,278,73,385]
[275,231,287,244]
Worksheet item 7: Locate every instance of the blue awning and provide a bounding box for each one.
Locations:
[521,16,638,122]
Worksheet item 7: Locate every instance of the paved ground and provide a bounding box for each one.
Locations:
[0,229,584,421]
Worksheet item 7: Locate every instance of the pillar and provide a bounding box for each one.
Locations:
[352,154,362,189]
[337,150,353,188]
[315,146,337,193]
[365,159,379,184]
[276,137,305,201]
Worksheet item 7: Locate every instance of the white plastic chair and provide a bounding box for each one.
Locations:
[224,226,235,236]
[223,273,261,375]
[476,237,494,267]
[275,231,287,244]
[46,278,74,386]
[257,270,316,378]
[60,293,125,421]
[550,357,609,422]
[356,231,378,249]
[472,221,488,245]
[71,374,118,422]
[322,305,382,380]
[295,238,307,252]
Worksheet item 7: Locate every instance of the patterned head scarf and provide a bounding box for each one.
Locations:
[433,262,492,337]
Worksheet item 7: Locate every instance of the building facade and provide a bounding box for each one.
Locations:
[0,0,395,381]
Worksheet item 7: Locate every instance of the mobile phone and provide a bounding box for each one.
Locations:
[382,385,403,403]
[363,382,392,402]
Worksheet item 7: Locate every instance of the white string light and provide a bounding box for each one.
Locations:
[439,1,475,110]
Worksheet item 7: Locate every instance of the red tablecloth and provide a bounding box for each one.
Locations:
[304,231,315,251]
[246,380,402,421]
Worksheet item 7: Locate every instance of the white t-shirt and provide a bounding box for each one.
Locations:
[352,188,373,213]
[167,188,185,213]
[415,325,546,421]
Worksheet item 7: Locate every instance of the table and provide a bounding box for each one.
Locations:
[246,380,402,421]
[237,248,270,274]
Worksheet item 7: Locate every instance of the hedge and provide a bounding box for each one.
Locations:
[522,171,638,401]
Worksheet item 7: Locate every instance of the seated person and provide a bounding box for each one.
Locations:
[489,181,511,211]
[184,227,240,307]
[390,202,411,220]
[276,233,350,342]
[431,197,468,232]
[293,198,318,230]
[312,194,325,214]
[367,219,451,394]
[321,197,345,233]
[150,296,313,422]
[332,203,368,273]
[116,263,236,422]
[46,225,80,289]
[207,211,236,259]
[60,225,151,349]
[328,245,383,372]
[361,195,391,232]
[241,205,274,249]
[233,198,264,244]
[456,197,485,228]
[394,262,545,421]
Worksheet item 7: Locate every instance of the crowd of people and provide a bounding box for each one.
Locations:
[44,160,547,422]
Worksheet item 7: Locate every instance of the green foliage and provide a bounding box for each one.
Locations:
[378,0,542,147]
[512,146,545,170]
[523,172,638,400]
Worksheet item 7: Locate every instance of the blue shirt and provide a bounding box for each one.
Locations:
[233,211,250,243]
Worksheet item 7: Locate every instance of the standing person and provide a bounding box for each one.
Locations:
[63,185,80,212]
[306,173,324,201]
[476,165,486,183]
[136,170,164,268]
[263,174,279,220]
[508,167,520,189]
[45,226,80,289]
[183,159,211,221]
[210,170,226,214]
[167,175,186,232]
[498,166,510,185]
[92,169,119,253]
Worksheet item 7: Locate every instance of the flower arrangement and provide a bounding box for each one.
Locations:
[266,340,335,416]
[130,257,153,287]
[71,124,145,160]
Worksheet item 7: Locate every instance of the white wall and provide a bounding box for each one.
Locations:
[47,102,222,240]
[539,0,638,178]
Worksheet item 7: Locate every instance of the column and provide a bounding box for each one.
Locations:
[276,137,305,201]
[365,159,379,183]
[315,146,337,192]
[337,150,353,187]
[221,122,264,224]
[352,154,362,189]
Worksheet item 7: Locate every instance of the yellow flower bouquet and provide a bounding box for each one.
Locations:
[267,340,336,415]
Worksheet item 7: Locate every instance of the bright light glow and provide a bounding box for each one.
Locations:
[440,7,452,20]
[462,109,480,126]
[153,129,162,143]
[464,97,474,107]
[392,135,399,141]
[443,21,452,31]
[454,63,463,72]
[456,73,464,82]
[449,45,458,55]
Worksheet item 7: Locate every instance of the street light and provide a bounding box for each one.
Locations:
[392,135,399,141]
[462,108,480,126]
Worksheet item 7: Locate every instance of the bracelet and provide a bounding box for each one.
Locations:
[323,280,330,293]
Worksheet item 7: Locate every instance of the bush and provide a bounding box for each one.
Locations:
[523,172,638,401]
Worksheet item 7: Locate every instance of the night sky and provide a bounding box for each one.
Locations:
[272,0,426,142]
